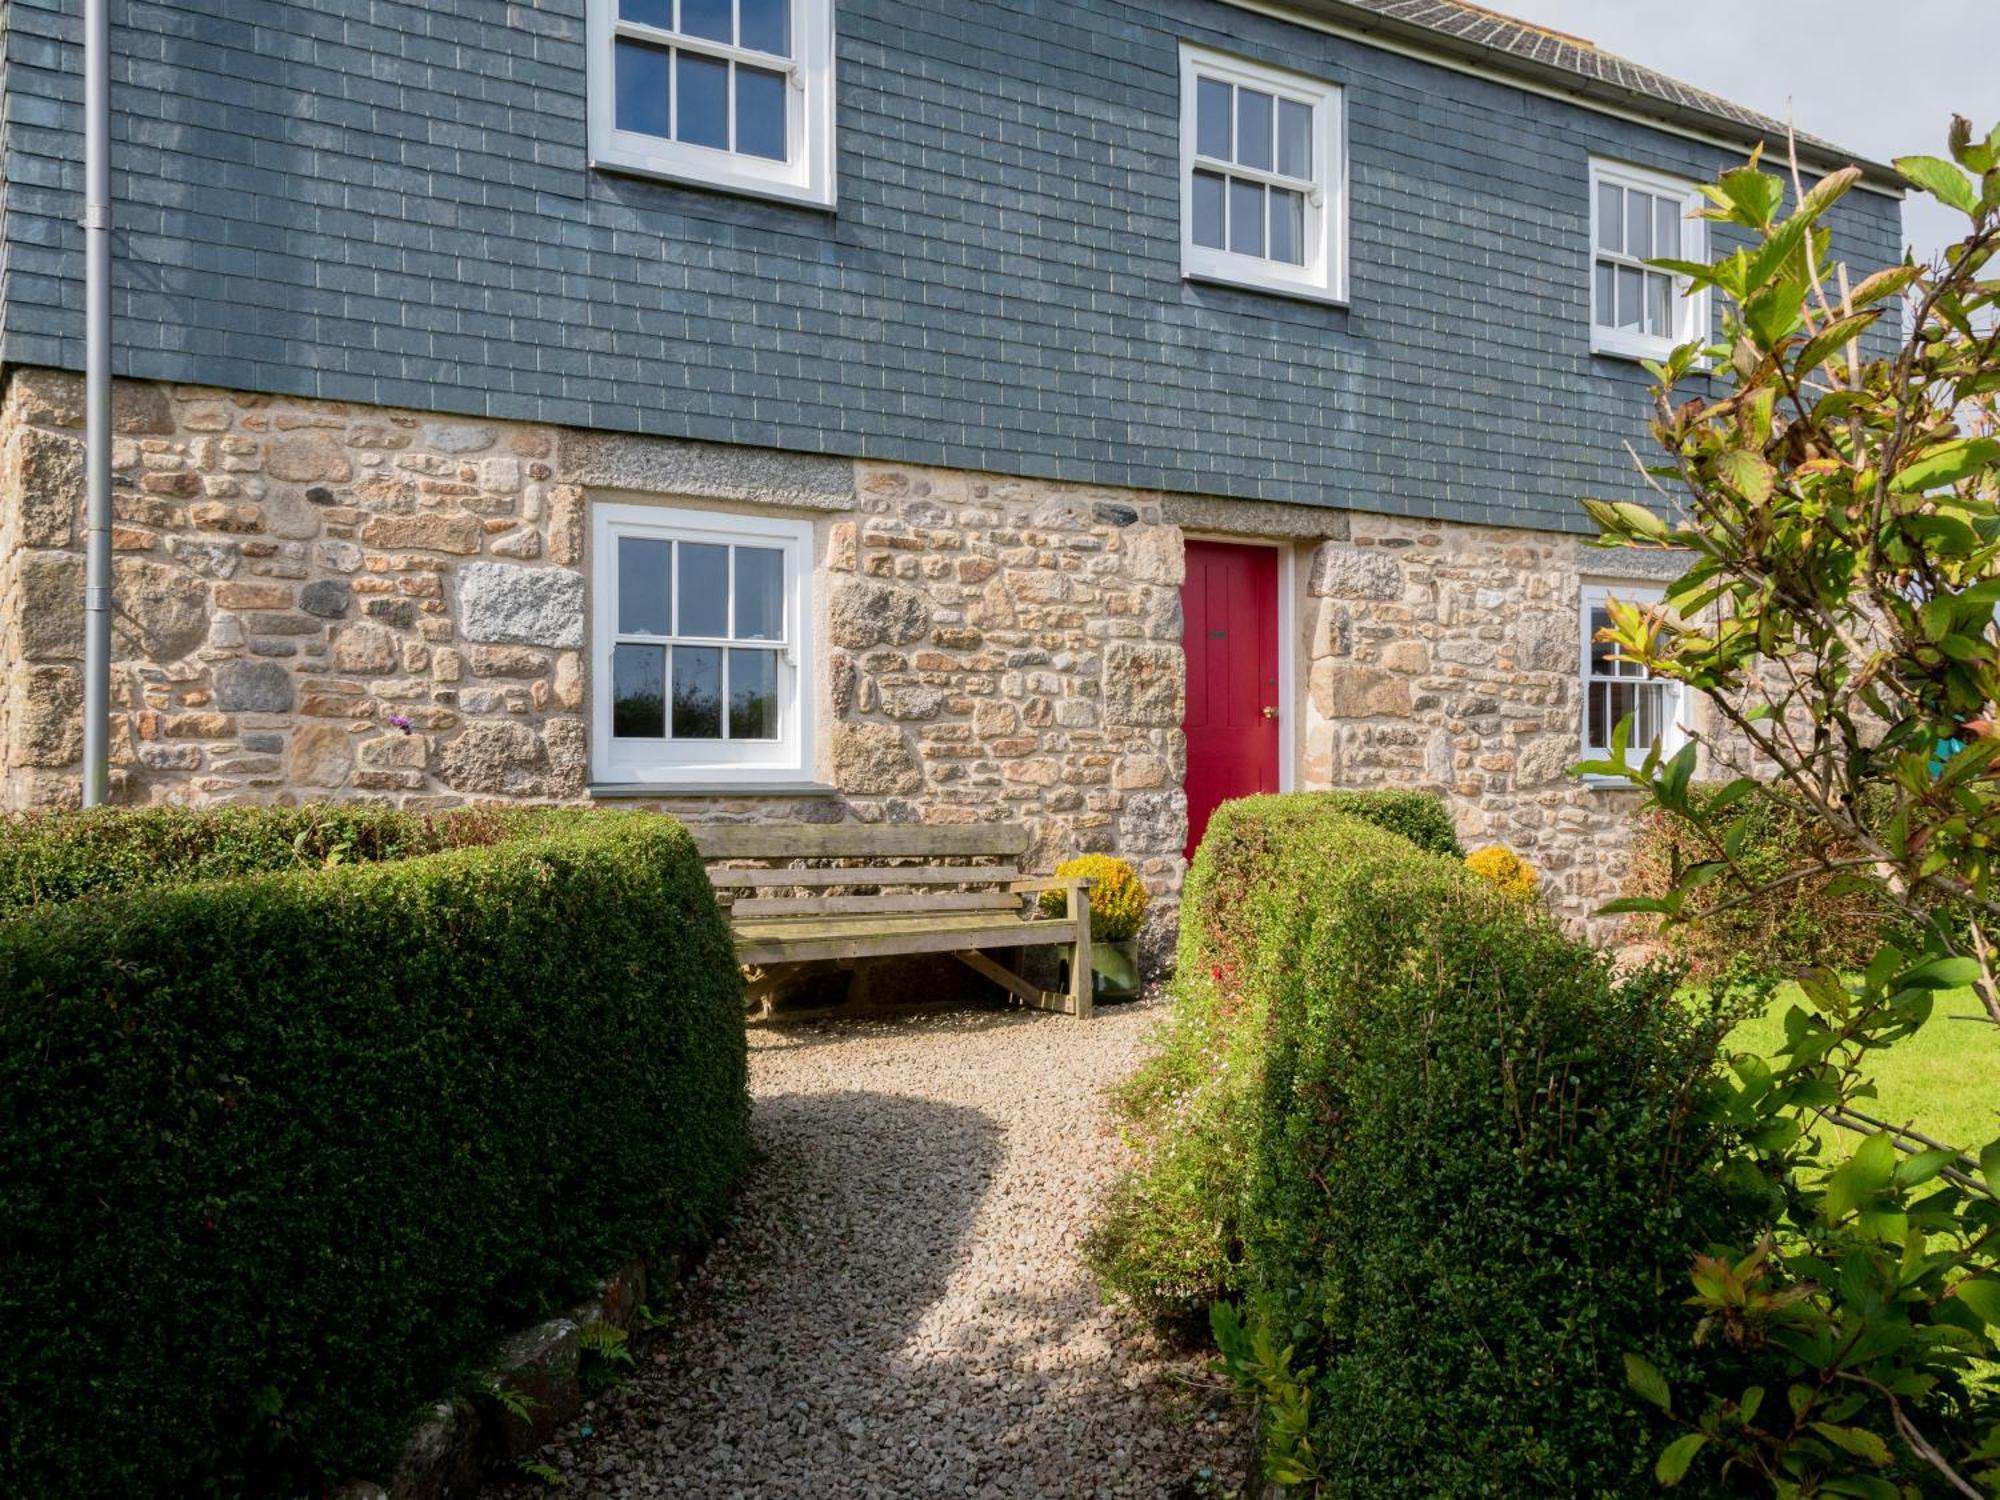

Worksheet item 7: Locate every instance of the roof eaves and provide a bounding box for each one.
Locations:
[1242,0,1906,192]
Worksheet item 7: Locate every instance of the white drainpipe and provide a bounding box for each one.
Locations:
[80,0,112,807]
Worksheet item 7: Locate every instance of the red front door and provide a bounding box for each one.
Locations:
[1181,541,1281,861]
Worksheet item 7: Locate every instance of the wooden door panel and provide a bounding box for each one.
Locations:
[1181,541,1280,860]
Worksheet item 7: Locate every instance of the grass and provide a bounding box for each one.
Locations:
[1726,986,2000,1151]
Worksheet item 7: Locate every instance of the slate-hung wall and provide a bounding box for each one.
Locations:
[1,0,1901,536]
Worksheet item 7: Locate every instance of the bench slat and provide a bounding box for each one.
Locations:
[732,911,1078,966]
[708,863,1017,889]
[728,891,1023,918]
[692,824,1029,859]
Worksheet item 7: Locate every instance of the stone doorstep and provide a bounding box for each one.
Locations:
[332,1252,663,1500]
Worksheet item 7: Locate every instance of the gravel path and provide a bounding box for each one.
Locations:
[491,994,1249,1499]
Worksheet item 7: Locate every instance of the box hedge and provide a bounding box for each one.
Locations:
[1093,793,1755,1494]
[0,807,746,1498]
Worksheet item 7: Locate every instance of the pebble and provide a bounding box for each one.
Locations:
[481,993,1250,1498]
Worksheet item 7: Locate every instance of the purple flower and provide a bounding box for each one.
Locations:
[388,714,414,736]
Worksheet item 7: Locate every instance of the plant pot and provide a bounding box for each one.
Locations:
[1058,937,1143,1002]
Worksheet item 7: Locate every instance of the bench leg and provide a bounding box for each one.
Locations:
[1066,888,1093,1020]
[951,949,1071,1013]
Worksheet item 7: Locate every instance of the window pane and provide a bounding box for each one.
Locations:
[1269,188,1304,266]
[612,644,666,739]
[740,0,790,56]
[736,65,787,160]
[1588,681,1607,749]
[1646,272,1673,337]
[734,546,784,639]
[729,648,779,739]
[1596,182,1622,253]
[617,537,672,635]
[1594,262,1615,327]
[1655,196,1680,258]
[1196,77,1232,161]
[1236,89,1273,171]
[1626,189,1653,259]
[680,0,732,43]
[672,645,723,738]
[1191,170,1226,250]
[1277,99,1312,179]
[676,52,730,150]
[1588,607,1613,674]
[1229,178,1265,257]
[619,0,674,27]
[678,541,729,635]
[614,40,671,139]
[1616,265,1643,330]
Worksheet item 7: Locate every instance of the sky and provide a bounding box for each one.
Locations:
[1490,0,2000,265]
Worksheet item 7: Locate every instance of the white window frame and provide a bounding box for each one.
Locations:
[585,0,836,209]
[590,502,818,788]
[1179,44,1346,305]
[1588,158,1708,362]
[1579,581,1689,773]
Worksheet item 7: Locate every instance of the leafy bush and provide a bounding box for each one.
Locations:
[0,809,746,1499]
[1094,796,1753,1494]
[1038,853,1150,939]
[0,803,560,915]
[1463,842,1538,898]
[1623,783,1919,979]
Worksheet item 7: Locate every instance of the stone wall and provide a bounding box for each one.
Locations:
[1300,514,1687,933]
[2,363,1691,949]
[0,368,1191,940]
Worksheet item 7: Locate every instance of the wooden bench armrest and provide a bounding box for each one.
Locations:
[1007,876,1098,894]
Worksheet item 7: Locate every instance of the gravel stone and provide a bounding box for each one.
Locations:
[482,994,1249,1498]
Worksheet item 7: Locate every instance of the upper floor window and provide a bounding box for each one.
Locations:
[1179,45,1345,304]
[590,502,818,787]
[1580,582,1687,766]
[1589,159,1706,361]
[587,0,835,208]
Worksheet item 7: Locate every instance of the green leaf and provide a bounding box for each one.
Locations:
[1624,1352,1672,1412]
[1896,153,1980,213]
[1715,449,1776,504]
[1891,437,2000,492]
[1846,263,1924,307]
[1895,954,1983,989]
[1810,1423,1892,1465]
[1796,310,1881,372]
[1982,1139,2000,1189]
[1655,1432,1707,1486]
[1717,166,1786,228]
[1953,1277,2000,1326]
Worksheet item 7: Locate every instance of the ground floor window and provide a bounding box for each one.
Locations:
[1579,581,1685,763]
[590,501,815,786]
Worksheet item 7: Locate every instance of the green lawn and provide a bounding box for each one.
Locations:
[1727,987,2000,1151]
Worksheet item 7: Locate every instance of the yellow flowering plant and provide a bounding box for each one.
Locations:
[1038,854,1150,940]
[1465,844,1539,899]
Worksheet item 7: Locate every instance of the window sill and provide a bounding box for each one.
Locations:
[589,780,840,799]
[1183,267,1347,309]
[590,148,836,211]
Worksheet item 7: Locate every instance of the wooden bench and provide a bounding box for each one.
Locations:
[693,824,1097,1018]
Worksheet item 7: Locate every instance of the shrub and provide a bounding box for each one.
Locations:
[1093,796,1752,1494]
[1623,783,1920,979]
[1464,842,1538,898]
[0,803,563,916]
[1088,790,1461,1318]
[0,809,746,1499]
[1038,853,1150,939]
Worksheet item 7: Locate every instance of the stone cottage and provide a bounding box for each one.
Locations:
[0,0,1902,945]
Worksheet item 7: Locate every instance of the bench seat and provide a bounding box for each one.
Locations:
[692,823,1095,1016]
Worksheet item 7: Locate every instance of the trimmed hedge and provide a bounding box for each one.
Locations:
[1094,795,1752,1494]
[0,809,746,1498]
[0,803,552,915]
[1625,783,1919,979]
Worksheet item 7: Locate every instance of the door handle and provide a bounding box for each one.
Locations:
[1262,706,1279,719]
